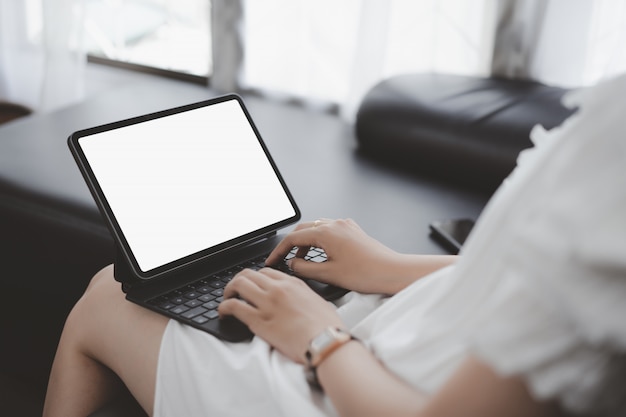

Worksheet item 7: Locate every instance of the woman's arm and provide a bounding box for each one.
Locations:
[318,348,556,417]
[220,268,555,417]
[221,218,554,416]
[316,339,426,417]
[376,252,458,294]
[265,218,457,295]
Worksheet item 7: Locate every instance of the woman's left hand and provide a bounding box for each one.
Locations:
[218,267,344,364]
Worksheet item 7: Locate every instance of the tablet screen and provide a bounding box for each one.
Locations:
[75,97,298,275]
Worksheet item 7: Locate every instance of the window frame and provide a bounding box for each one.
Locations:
[85,0,214,86]
[87,55,209,85]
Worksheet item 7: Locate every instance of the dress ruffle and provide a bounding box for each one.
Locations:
[460,74,626,416]
[467,266,626,415]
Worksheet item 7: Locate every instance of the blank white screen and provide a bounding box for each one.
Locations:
[79,99,296,272]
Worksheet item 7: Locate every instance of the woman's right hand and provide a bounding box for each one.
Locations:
[265,218,408,294]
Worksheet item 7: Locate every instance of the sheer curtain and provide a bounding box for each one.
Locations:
[238,0,626,119]
[2,0,624,116]
[492,0,626,88]
[240,0,496,119]
[0,0,85,113]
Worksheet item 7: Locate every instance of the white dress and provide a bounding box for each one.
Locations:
[154,74,626,417]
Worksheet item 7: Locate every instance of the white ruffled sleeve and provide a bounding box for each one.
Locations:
[467,262,626,416]
[459,74,626,416]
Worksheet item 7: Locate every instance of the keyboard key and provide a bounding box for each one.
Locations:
[185,299,203,308]
[203,310,219,320]
[170,305,190,315]
[197,285,213,294]
[306,247,327,260]
[241,261,256,269]
[198,294,215,303]
[192,315,210,324]
[211,288,224,297]
[202,301,219,310]
[159,302,176,310]
[170,297,185,305]
[181,306,208,319]
[184,291,200,299]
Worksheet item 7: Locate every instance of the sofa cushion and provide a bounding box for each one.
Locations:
[355,73,575,192]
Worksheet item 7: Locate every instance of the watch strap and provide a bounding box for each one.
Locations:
[305,327,358,391]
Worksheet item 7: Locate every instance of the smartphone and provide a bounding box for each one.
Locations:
[429,218,475,254]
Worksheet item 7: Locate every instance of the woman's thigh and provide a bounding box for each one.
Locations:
[71,265,169,413]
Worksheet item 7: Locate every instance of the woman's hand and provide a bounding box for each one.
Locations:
[218,267,343,364]
[266,218,458,294]
[266,218,410,294]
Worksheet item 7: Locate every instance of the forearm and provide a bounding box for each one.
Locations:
[318,347,554,417]
[317,340,426,417]
[373,253,458,295]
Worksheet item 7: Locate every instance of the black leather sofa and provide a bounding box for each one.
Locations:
[356,73,574,193]
[0,71,573,416]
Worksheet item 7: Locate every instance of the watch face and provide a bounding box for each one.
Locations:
[311,328,336,352]
[307,327,353,368]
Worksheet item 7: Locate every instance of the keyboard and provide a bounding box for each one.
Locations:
[146,247,347,329]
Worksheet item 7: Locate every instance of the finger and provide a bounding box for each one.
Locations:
[258,267,293,281]
[294,219,331,259]
[293,221,313,232]
[266,228,323,265]
[293,218,331,231]
[223,270,266,301]
[294,245,311,259]
[287,257,331,281]
[218,298,258,325]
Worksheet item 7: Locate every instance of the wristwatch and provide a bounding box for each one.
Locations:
[305,327,357,391]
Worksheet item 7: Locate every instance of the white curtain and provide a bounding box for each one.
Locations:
[240,0,626,119]
[241,0,496,119]
[1,0,624,116]
[492,0,626,88]
[0,0,85,113]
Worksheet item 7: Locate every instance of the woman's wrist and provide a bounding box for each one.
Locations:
[314,335,427,417]
[305,327,359,391]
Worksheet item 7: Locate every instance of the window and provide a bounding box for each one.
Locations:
[242,0,361,105]
[84,0,211,79]
[241,0,494,117]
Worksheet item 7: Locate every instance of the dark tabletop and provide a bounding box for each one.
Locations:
[0,74,489,257]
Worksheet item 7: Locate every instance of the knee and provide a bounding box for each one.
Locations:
[77,265,123,315]
[64,265,123,339]
[84,264,115,294]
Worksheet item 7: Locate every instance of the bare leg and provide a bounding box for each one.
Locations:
[43,265,169,417]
